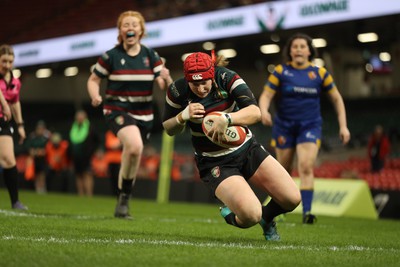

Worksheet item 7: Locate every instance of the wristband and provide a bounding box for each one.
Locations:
[17,122,24,127]
[181,106,190,121]
[175,114,186,125]
[224,113,232,126]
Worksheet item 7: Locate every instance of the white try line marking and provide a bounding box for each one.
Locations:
[2,235,399,253]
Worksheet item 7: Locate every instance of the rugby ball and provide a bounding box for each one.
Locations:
[202,111,247,148]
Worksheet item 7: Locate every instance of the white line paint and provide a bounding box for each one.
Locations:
[1,209,398,253]
[0,209,107,220]
[2,235,398,253]
[0,209,220,223]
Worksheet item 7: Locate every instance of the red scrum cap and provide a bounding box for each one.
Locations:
[183,52,215,82]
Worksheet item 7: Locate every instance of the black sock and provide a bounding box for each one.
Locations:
[224,212,247,229]
[262,199,287,224]
[3,166,19,204]
[120,178,134,195]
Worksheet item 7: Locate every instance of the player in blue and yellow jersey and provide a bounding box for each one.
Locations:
[259,33,351,224]
[87,11,173,219]
[162,52,301,241]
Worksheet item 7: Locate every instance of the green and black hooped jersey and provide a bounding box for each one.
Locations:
[163,66,258,158]
[93,44,163,126]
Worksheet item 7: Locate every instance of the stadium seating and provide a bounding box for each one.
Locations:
[4,0,266,44]
[292,157,400,190]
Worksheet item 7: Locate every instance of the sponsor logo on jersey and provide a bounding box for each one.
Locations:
[283,70,294,77]
[305,131,316,140]
[170,83,180,98]
[220,72,226,80]
[293,86,318,94]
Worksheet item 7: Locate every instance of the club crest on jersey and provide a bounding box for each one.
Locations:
[120,58,126,65]
[115,116,124,125]
[277,135,286,146]
[308,71,317,80]
[211,166,220,178]
[143,57,150,67]
[214,88,228,100]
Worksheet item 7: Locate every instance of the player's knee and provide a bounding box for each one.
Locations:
[286,193,302,212]
[0,155,15,169]
[124,143,143,157]
[237,206,262,227]
[298,161,314,176]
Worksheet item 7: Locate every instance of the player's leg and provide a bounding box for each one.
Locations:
[272,144,296,222]
[114,125,143,218]
[83,171,94,196]
[216,175,262,228]
[0,135,27,210]
[275,147,296,173]
[296,142,319,224]
[75,173,85,196]
[250,155,301,239]
[251,155,300,210]
[271,117,296,173]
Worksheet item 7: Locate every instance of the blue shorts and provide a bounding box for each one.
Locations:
[271,117,322,149]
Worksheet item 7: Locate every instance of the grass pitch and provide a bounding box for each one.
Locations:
[0,190,399,267]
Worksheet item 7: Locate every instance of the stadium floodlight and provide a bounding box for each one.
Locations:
[357,32,378,43]
[312,38,327,48]
[270,34,280,42]
[181,53,194,62]
[217,49,237,58]
[365,63,373,73]
[12,69,21,78]
[64,66,79,77]
[202,42,216,51]
[313,58,325,67]
[36,68,52,78]
[267,64,275,73]
[260,44,280,55]
[379,52,391,62]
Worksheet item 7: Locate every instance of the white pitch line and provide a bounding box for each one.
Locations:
[0,209,220,223]
[2,235,399,253]
[0,209,108,220]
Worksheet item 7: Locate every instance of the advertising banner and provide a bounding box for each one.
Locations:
[13,0,400,67]
[291,178,378,219]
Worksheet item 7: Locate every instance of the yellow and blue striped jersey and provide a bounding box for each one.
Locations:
[265,62,336,122]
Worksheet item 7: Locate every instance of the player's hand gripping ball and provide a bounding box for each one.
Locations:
[202,111,247,148]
